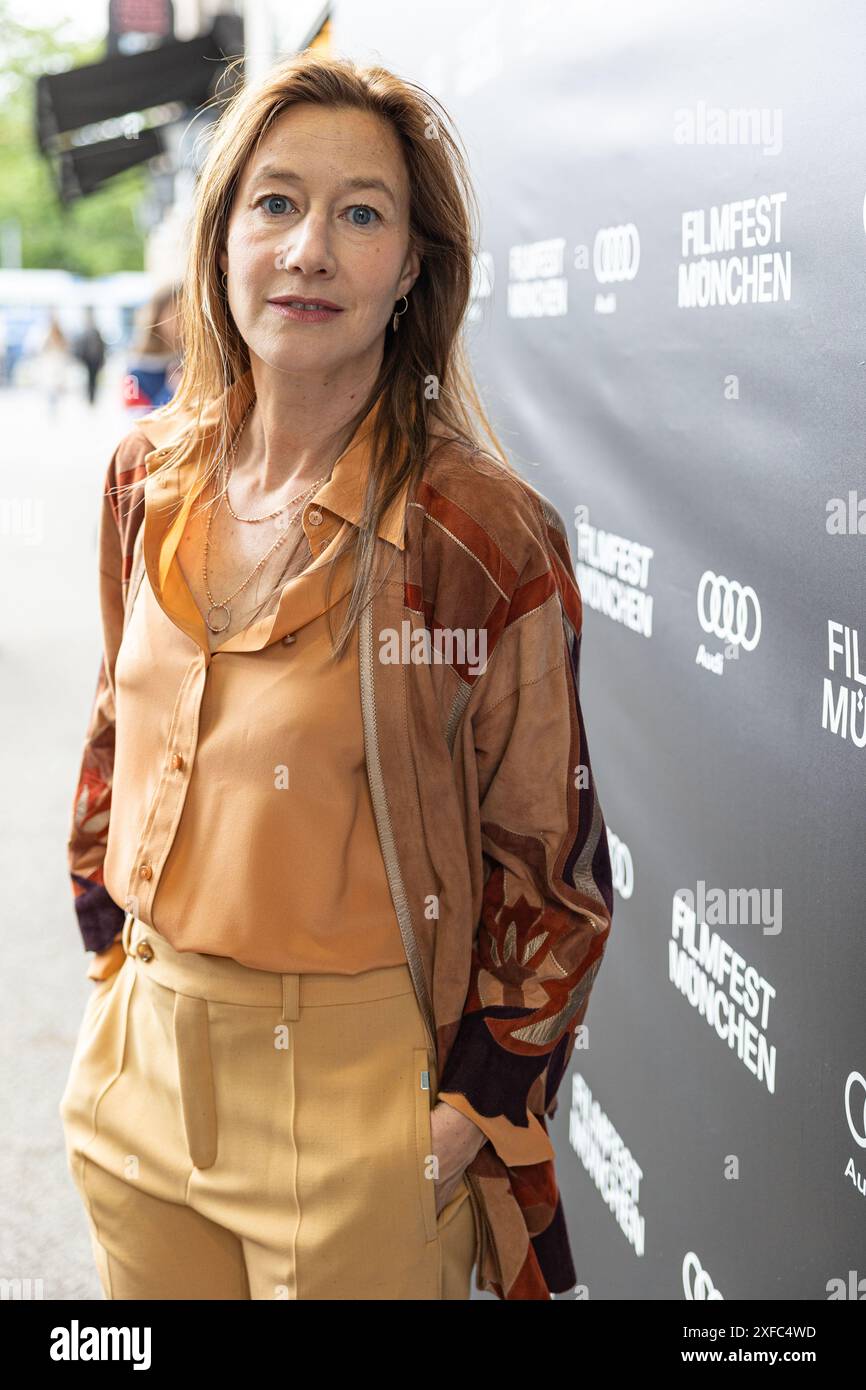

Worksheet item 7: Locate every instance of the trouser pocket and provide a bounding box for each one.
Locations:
[174,992,218,1171]
[87,958,125,1002]
[412,1046,475,1247]
[413,1047,439,1243]
[59,957,134,1149]
[435,1177,471,1232]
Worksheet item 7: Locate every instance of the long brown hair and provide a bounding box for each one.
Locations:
[132,284,182,356]
[121,50,515,661]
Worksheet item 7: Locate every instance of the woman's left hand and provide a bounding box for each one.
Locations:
[429,1101,488,1216]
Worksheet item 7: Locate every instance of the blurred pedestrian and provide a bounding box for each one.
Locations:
[73,307,106,406]
[35,312,72,417]
[0,312,8,387]
[123,285,182,412]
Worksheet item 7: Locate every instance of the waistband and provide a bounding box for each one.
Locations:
[121,913,415,1017]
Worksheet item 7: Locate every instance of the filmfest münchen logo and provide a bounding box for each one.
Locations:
[573,507,655,638]
[823,621,866,748]
[507,237,567,318]
[568,1073,645,1256]
[669,890,778,1094]
[678,192,790,309]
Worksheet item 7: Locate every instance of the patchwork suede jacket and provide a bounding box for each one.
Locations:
[67,401,614,1301]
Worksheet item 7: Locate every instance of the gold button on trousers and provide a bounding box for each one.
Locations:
[59,915,479,1300]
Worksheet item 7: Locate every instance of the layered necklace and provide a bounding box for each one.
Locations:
[203,401,330,635]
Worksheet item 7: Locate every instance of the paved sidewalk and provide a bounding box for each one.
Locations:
[0,373,137,1299]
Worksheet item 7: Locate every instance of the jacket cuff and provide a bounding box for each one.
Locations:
[437,1090,555,1167]
[436,1007,561,1167]
[71,875,126,954]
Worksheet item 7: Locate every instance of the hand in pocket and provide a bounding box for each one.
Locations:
[430,1101,485,1216]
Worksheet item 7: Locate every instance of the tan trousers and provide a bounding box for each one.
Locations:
[59,914,479,1300]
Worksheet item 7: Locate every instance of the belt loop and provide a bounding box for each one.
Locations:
[121,911,134,956]
[281,974,300,1022]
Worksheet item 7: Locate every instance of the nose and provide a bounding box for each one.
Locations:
[276,212,336,279]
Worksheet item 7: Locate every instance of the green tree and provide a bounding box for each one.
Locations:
[0,1,146,274]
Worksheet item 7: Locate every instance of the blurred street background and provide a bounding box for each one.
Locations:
[0,380,133,1300]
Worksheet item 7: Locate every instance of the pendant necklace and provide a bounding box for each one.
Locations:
[202,403,330,634]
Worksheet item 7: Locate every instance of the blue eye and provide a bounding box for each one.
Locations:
[345,205,380,228]
[255,195,381,226]
[260,194,291,216]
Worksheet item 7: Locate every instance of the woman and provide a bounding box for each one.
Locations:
[35,311,71,416]
[122,284,182,412]
[61,52,614,1301]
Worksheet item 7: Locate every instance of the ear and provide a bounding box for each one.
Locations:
[399,245,422,299]
[218,248,228,276]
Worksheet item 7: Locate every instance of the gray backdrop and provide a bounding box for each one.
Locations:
[334,0,866,1300]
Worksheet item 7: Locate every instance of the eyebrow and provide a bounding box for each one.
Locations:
[247,165,398,207]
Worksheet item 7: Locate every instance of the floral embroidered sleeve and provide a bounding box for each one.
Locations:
[437,504,614,1168]
[67,445,134,960]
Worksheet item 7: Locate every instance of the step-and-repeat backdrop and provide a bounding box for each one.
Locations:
[333,0,865,1298]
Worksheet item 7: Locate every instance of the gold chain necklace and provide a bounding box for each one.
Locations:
[223,402,328,523]
[202,405,330,634]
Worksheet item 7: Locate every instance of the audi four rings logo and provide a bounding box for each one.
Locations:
[683,1251,724,1300]
[606,831,634,899]
[845,1071,866,1148]
[697,571,762,651]
[593,223,641,283]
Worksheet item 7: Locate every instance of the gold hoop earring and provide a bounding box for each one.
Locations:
[221,270,228,292]
[391,294,409,332]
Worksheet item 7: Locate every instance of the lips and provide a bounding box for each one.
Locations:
[267,295,344,311]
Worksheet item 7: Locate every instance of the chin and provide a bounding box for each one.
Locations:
[255,339,336,370]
